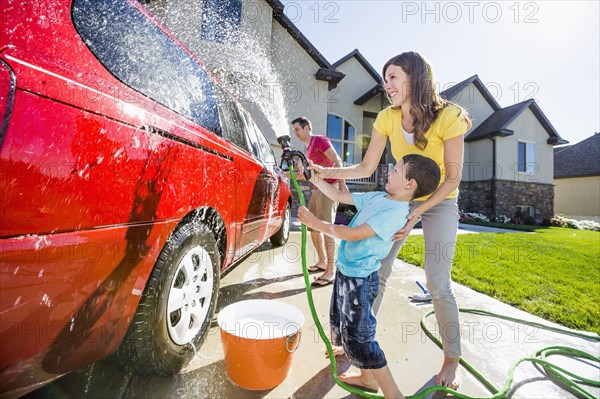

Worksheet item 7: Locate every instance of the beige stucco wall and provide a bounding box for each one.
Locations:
[462,140,494,181]
[554,176,600,222]
[495,108,554,184]
[329,57,382,164]
[446,83,495,180]
[450,83,496,131]
[270,23,327,148]
[330,57,378,115]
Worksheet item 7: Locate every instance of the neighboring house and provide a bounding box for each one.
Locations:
[440,75,568,220]
[554,134,600,222]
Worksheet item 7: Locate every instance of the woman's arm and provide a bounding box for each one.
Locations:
[394,135,464,239]
[312,128,388,180]
[311,176,354,205]
[322,147,349,193]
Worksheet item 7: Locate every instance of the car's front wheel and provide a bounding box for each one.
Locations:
[118,220,220,376]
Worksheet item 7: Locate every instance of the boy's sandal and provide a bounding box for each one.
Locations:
[311,277,335,287]
[307,265,326,273]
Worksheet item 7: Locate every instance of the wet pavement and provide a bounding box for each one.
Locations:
[26,226,599,399]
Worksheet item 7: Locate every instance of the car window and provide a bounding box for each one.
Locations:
[214,90,250,153]
[236,107,262,159]
[72,0,221,135]
[251,120,276,165]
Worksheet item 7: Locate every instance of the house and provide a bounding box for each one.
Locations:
[554,134,600,222]
[141,1,567,219]
[440,75,568,220]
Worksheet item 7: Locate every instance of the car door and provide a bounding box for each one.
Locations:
[234,105,277,248]
[243,113,282,237]
[214,93,263,259]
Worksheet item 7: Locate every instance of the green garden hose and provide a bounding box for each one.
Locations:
[287,168,599,399]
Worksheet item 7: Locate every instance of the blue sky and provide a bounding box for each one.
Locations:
[280,0,599,145]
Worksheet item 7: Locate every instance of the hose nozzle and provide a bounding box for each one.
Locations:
[278,135,311,180]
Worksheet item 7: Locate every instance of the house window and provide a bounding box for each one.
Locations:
[514,205,535,223]
[518,141,535,173]
[327,114,355,164]
[201,0,242,44]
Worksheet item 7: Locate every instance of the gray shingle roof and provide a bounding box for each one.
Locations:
[554,134,600,178]
[465,99,568,145]
[464,101,531,142]
[333,49,382,83]
[441,75,501,111]
[354,83,383,105]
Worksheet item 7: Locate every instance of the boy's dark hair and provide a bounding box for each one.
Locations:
[402,154,441,199]
[291,116,312,130]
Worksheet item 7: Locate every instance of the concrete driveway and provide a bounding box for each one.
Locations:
[26,228,599,399]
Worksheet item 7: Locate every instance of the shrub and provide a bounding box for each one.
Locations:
[550,215,565,227]
[541,218,551,226]
[523,216,536,225]
[343,209,356,221]
[491,214,511,224]
[459,211,489,223]
[579,220,600,231]
[550,215,600,231]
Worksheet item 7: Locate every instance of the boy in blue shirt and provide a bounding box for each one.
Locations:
[298,154,441,398]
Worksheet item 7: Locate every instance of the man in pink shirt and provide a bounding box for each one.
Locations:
[291,116,348,286]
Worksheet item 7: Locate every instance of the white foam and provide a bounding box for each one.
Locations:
[221,314,300,340]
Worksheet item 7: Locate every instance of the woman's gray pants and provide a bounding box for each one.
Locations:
[373,198,461,358]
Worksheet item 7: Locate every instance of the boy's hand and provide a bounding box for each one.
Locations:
[338,180,349,193]
[306,160,321,184]
[297,206,317,229]
[307,160,324,181]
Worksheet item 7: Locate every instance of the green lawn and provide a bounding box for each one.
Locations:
[398,227,600,334]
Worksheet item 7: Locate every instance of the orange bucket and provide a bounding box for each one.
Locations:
[217,299,304,390]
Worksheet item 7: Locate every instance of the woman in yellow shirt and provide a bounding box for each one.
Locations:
[312,51,472,391]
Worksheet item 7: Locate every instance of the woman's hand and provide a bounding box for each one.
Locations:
[393,208,421,241]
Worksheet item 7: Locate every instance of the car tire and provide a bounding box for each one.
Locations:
[270,203,291,246]
[118,220,220,376]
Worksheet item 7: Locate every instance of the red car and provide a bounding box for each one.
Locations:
[0,0,292,396]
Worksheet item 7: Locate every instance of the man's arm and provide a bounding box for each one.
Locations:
[297,206,375,241]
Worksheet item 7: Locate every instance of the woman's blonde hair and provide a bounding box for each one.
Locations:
[383,52,472,150]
